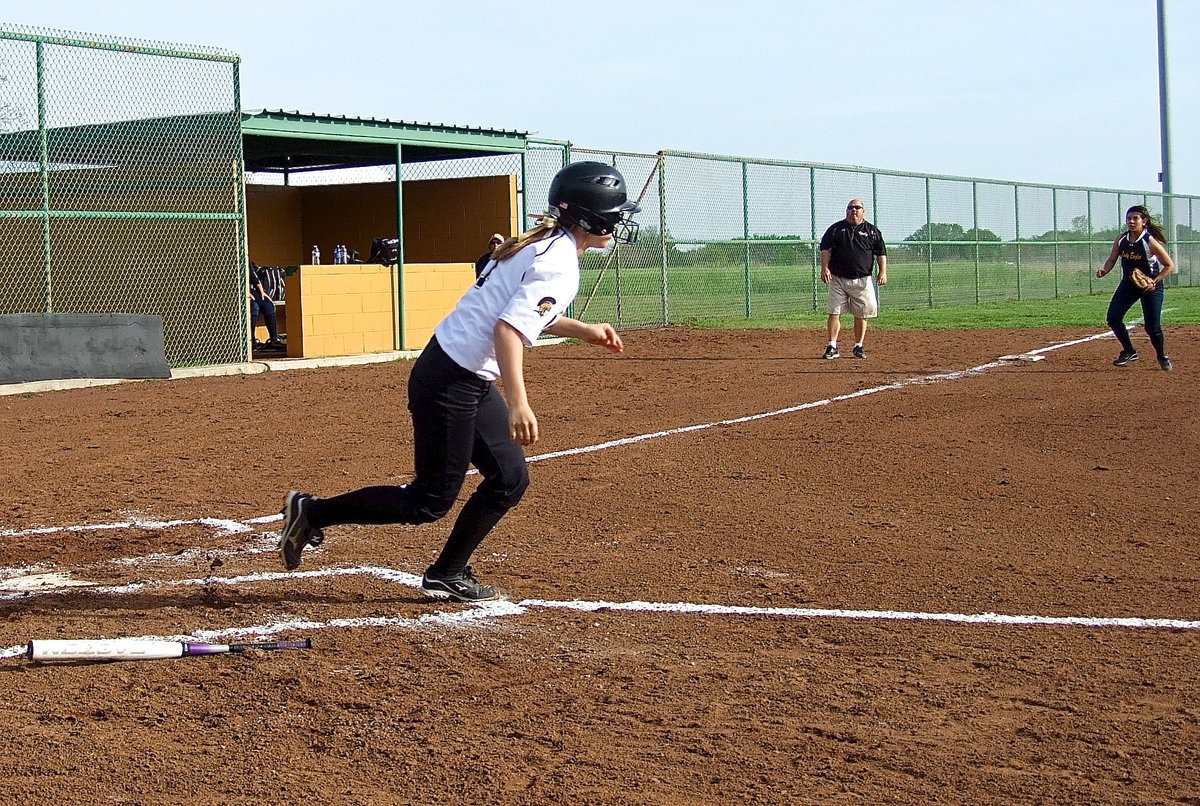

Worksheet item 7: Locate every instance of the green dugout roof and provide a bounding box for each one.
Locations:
[0,109,528,173]
[241,109,529,174]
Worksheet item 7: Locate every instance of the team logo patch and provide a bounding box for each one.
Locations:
[536,297,556,315]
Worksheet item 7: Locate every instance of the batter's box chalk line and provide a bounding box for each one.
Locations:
[3,326,1191,659]
[2,564,1198,660]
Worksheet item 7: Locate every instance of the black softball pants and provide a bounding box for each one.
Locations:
[308,337,530,575]
[1107,279,1166,358]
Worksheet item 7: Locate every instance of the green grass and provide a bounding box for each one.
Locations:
[677,285,1200,331]
[577,258,1200,331]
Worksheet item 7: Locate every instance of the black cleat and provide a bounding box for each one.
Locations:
[1158,355,1173,371]
[420,565,500,603]
[279,491,324,570]
[822,344,839,360]
[852,345,866,359]
[1113,350,1139,366]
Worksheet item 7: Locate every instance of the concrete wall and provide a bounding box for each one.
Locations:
[0,313,170,384]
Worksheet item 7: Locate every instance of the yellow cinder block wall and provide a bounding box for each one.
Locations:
[402,264,476,349]
[246,186,303,266]
[283,263,476,357]
[403,175,519,263]
[284,264,397,358]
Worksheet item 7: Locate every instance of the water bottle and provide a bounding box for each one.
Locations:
[311,245,320,264]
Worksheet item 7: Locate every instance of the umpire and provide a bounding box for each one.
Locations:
[819,199,888,359]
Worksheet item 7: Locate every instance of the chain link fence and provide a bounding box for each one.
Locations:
[521,142,1200,327]
[0,25,244,366]
[3,23,1198,368]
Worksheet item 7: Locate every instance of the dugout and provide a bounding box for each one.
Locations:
[241,110,528,357]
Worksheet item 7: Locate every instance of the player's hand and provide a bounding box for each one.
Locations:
[509,403,539,445]
[820,267,831,284]
[1096,267,1109,278]
[878,270,888,286]
[588,323,624,354]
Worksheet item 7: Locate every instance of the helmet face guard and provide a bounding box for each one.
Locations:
[558,200,641,244]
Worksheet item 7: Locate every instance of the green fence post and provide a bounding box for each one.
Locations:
[925,176,933,307]
[1052,187,1059,298]
[972,180,980,305]
[394,144,406,351]
[872,171,880,308]
[657,152,668,325]
[611,153,623,328]
[810,169,818,312]
[36,41,51,313]
[742,160,751,319]
[1014,184,1022,301]
[519,150,528,229]
[1087,190,1094,295]
[233,58,250,361]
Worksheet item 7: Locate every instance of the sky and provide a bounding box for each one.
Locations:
[2,0,1197,195]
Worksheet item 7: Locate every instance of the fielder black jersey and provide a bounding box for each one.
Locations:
[1118,231,1161,279]
[435,229,580,381]
[819,220,887,278]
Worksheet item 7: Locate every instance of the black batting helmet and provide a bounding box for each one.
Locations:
[548,161,641,244]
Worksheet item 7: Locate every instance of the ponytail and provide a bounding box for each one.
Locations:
[492,215,561,262]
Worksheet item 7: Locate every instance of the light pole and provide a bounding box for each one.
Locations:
[1157,0,1173,226]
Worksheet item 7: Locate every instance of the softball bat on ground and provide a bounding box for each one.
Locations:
[26,638,313,661]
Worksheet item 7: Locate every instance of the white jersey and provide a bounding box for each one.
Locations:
[434,229,579,381]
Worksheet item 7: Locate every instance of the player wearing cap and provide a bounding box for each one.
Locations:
[278,162,641,602]
[475,233,506,278]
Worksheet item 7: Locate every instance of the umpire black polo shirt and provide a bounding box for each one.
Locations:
[820,220,887,278]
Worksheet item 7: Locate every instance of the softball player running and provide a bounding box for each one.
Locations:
[279,162,640,602]
[1096,205,1176,370]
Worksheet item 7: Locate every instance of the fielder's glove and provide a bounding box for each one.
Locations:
[1130,268,1157,292]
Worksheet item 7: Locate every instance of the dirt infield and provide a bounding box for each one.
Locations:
[1,325,1198,805]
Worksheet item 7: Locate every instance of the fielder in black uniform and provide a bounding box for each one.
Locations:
[1096,205,1176,370]
[278,162,640,602]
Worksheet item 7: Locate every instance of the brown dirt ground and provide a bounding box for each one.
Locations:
[1,325,1198,805]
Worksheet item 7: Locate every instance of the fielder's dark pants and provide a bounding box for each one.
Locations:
[250,296,279,341]
[1107,279,1166,358]
[307,337,529,575]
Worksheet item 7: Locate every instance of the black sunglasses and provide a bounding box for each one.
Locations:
[847,205,864,210]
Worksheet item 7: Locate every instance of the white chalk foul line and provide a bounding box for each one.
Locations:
[3,565,1198,659]
[520,599,1200,631]
[0,329,1117,543]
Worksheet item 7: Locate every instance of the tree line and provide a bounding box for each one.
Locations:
[608,217,1196,269]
